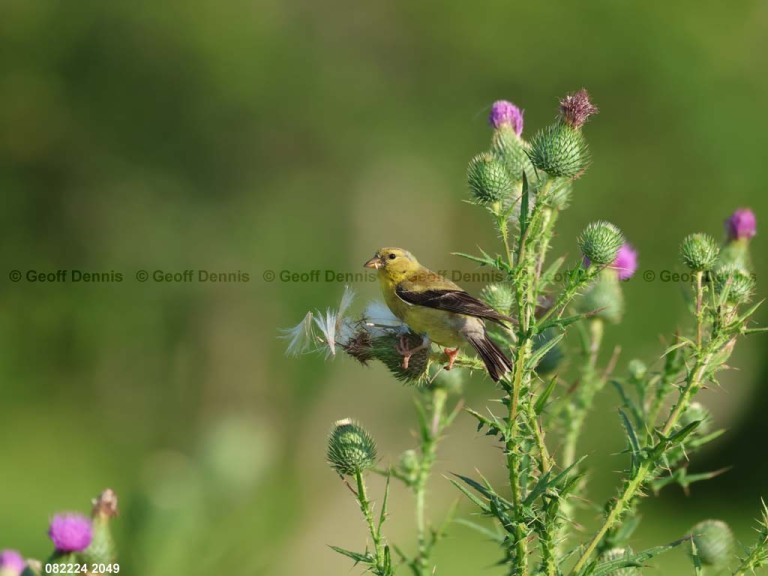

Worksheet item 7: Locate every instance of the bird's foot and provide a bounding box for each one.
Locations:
[396,335,430,370]
[443,347,459,371]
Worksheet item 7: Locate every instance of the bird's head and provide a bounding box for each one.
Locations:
[364,247,419,282]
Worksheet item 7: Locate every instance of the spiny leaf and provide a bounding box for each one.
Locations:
[329,545,373,565]
[535,374,559,415]
[589,537,689,576]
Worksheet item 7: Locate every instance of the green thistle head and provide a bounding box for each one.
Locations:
[627,359,647,381]
[528,122,591,179]
[690,519,734,567]
[579,221,624,267]
[715,264,756,304]
[370,332,431,385]
[599,547,640,575]
[327,419,378,477]
[491,127,533,182]
[467,152,514,203]
[681,233,719,272]
[481,283,515,315]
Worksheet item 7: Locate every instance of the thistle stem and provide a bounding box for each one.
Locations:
[356,470,385,570]
[414,388,447,575]
[568,348,715,576]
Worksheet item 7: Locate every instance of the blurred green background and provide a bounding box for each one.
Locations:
[1,1,767,574]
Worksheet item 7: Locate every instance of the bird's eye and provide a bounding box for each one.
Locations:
[388,253,396,260]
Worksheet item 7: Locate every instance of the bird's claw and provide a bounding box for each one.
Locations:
[444,347,459,371]
[396,335,429,370]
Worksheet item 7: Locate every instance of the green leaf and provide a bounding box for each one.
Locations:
[448,477,490,512]
[453,518,504,543]
[535,374,559,415]
[519,171,530,236]
[588,537,688,576]
[619,409,643,471]
[329,545,373,565]
[526,332,565,371]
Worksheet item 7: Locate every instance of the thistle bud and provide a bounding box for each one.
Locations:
[613,243,638,280]
[690,519,734,567]
[370,332,430,385]
[681,233,719,272]
[327,419,377,477]
[84,489,118,565]
[533,328,565,375]
[528,122,591,179]
[578,269,625,324]
[491,128,533,182]
[48,514,93,553]
[398,449,419,484]
[627,359,647,380]
[489,100,524,135]
[481,283,515,315]
[579,221,624,267]
[599,547,640,576]
[714,264,755,304]
[559,89,599,129]
[726,208,756,241]
[0,550,25,576]
[467,153,514,203]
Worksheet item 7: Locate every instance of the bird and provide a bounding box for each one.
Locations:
[364,247,514,381]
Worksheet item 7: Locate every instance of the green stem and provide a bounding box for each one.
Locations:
[569,350,714,576]
[356,471,385,570]
[562,319,604,469]
[414,388,447,575]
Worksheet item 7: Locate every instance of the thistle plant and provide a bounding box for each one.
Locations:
[284,90,767,575]
[1,489,120,576]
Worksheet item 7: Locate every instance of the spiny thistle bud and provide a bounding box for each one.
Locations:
[627,359,647,381]
[491,128,533,182]
[48,514,93,553]
[681,233,719,272]
[599,547,640,576]
[481,283,515,315]
[726,208,756,241]
[533,328,565,375]
[489,100,524,135]
[559,89,599,129]
[528,122,591,179]
[690,519,734,567]
[579,221,624,267]
[467,153,514,203]
[579,269,625,324]
[370,332,431,385]
[84,489,118,565]
[715,264,755,304]
[398,449,420,484]
[327,419,377,477]
[719,208,756,271]
[0,550,25,576]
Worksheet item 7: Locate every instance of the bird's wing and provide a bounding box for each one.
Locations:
[396,271,513,325]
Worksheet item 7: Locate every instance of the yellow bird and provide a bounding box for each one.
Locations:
[364,247,513,381]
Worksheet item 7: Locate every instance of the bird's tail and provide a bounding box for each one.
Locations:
[466,331,513,381]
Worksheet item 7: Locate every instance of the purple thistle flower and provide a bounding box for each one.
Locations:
[48,514,93,553]
[489,100,524,136]
[726,208,756,240]
[613,243,638,280]
[0,550,26,576]
[560,89,598,128]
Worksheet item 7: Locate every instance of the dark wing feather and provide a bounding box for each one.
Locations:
[396,284,513,325]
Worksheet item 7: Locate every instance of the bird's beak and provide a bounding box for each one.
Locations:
[364,256,382,270]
